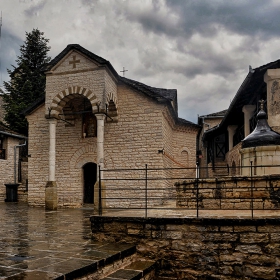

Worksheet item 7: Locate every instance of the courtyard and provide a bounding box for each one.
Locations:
[0,203,135,279]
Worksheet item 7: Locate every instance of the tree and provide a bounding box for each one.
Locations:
[1,28,51,135]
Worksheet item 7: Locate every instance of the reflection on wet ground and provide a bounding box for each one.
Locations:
[0,203,113,279]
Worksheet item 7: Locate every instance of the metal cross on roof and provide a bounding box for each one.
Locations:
[120,67,128,77]
[69,55,80,69]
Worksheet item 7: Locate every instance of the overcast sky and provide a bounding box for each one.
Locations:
[0,0,280,123]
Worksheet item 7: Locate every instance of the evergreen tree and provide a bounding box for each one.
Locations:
[1,28,51,135]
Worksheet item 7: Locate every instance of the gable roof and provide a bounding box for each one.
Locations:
[120,76,177,101]
[0,123,26,139]
[43,44,118,77]
[35,44,199,128]
[44,44,178,103]
[22,95,45,116]
[203,58,280,139]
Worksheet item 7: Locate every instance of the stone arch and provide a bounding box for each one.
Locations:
[70,144,114,171]
[49,86,99,118]
[179,147,191,155]
[70,145,97,170]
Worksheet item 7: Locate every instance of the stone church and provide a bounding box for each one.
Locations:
[24,44,200,209]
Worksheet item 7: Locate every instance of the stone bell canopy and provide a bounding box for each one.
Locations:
[242,101,280,149]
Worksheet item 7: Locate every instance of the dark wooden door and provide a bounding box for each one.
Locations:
[83,162,97,203]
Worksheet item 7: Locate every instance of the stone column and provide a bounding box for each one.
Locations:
[96,114,106,174]
[227,125,238,151]
[242,105,256,137]
[45,119,58,210]
[94,113,106,209]
[264,69,280,133]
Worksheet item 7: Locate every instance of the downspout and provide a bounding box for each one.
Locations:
[14,140,27,184]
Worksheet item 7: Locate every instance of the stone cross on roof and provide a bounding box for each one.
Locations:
[69,55,80,69]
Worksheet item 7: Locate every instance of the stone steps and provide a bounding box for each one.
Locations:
[101,260,157,280]
[53,243,138,280]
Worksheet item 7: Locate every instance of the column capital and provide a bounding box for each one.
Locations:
[227,125,238,133]
[242,105,256,115]
[48,118,58,125]
[95,113,106,121]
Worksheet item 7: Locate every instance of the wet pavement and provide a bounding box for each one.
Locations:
[0,203,134,280]
[2,202,279,280]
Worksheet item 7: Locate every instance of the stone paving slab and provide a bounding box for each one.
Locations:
[0,203,135,280]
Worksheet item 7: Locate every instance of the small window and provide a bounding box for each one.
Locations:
[0,135,6,160]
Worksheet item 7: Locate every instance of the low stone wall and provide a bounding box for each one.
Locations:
[91,216,280,279]
[175,175,280,210]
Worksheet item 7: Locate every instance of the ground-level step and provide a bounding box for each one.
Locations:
[101,260,157,280]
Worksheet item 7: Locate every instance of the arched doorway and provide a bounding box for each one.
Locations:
[83,162,97,203]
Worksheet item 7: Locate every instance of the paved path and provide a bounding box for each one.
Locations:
[1,202,280,279]
[0,202,114,279]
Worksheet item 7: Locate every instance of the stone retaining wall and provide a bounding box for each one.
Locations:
[176,175,280,210]
[91,216,280,279]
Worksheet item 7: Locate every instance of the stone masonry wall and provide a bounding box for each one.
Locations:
[91,216,280,279]
[27,51,199,208]
[0,137,20,201]
[104,84,167,208]
[27,83,198,208]
[176,175,280,210]
[26,104,49,207]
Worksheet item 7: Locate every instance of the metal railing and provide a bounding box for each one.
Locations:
[97,163,280,219]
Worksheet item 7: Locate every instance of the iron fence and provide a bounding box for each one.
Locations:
[97,163,280,219]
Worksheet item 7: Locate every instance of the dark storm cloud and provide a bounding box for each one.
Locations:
[118,0,280,41]
[1,0,278,121]
[108,0,277,82]
[165,0,280,40]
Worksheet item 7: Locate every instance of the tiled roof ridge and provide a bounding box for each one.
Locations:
[22,95,45,116]
[0,122,26,138]
[200,109,227,118]
[119,76,177,101]
[177,117,201,127]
